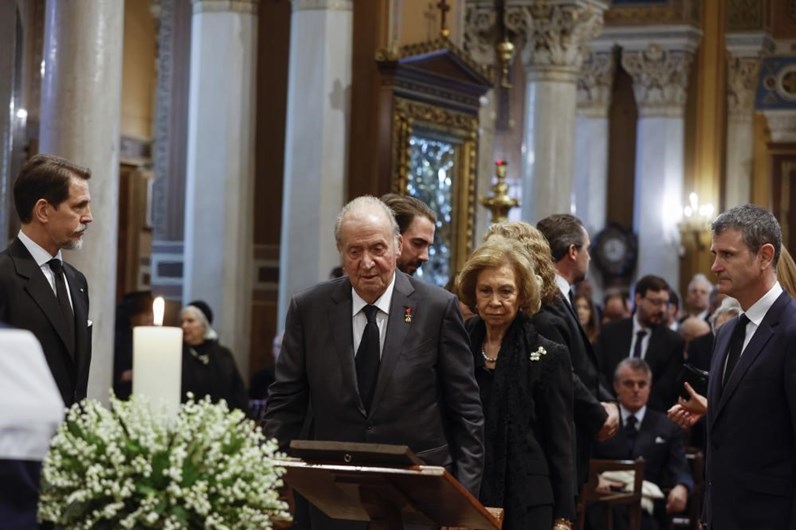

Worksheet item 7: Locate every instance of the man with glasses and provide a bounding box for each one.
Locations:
[596,275,685,411]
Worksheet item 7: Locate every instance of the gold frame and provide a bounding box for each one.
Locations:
[391,97,478,277]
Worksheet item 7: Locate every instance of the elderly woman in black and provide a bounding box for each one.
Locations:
[458,236,575,530]
[180,300,248,411]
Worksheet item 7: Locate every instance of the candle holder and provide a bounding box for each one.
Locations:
[678,193,715,253]
[480,160,519,223]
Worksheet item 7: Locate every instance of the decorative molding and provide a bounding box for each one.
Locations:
[763,110,796,143]
[291,0,351,11]
[604,0,699,26]
[727,55,761,115]
[377,37,491,83]
[462,4,531,68]
[577,49,615,115]
[152,0,174,241]
[621,44,695,117]
[725,31,775,58]
[192,0,258,14]
[520,2,607,77]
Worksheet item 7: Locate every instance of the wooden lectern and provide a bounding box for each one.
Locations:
[277,441,503,530]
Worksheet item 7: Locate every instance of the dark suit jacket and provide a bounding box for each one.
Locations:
[704,291,796,529]
[593,408,693,490]
[596,319,685,411]
[0,238,91,406]
[537,294,612,489]
[590,408,694,530]
[264,272,484,527]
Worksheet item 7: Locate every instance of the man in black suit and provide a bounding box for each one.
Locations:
[589,358,693,530]
[264,196,484,529]
[537,214,620,491]
[669,204,796,529]
[0,154,93,407]
[596,275,685,412]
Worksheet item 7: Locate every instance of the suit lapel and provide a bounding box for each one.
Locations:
[370,272,415,413]
[64,264,89,362]
[328,279,363,413]
[712,294,789,423]
[10,240,76,358]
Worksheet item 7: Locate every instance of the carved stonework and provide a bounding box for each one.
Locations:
[291,0,351,11]
[727,55,761,115]
[727,0,766,31]
[192,0,259,13]
[621,44,694,117]
[521,2,607,80]
[577,49,615,116]
[463,4,531,68]
[764,110,796,143]
[152,0,173,241]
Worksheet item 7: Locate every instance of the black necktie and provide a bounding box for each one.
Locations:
[723,314,750,387]
[48,259,75,352]
[568,288,576,308]
[632,330,647,358]
[356,305,380,412]
[624,415,638,456]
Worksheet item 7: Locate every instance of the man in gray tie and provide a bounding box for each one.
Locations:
[264,195,484,529]
[0,154,93,407]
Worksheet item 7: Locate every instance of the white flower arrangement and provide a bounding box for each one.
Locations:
[38,395,291,529]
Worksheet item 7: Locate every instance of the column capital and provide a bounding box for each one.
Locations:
[520,0,608,81]
[606,25,700,117]
[291,0,352,11]
[192,0,258,15]
[463,3,532,68]
[727,55,761,116]
[577,49,615,117]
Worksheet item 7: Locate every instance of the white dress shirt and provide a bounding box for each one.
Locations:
[351,272,396,357]
[17,230,74,309]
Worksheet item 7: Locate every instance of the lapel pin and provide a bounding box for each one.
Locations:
[404,306,413,323]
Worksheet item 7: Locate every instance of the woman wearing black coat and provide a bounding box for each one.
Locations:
[458,237,575,530]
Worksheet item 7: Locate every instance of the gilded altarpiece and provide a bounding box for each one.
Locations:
[377,39,491,285]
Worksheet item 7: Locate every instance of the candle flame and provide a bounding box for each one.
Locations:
[153,297,165,326]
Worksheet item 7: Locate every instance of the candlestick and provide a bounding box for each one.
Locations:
[132,297,183,420]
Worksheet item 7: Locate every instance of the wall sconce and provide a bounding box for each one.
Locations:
[481,160,519,223]
[678,192,714,251]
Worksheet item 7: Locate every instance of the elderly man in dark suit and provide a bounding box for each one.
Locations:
[264,196,484,529]
[669,204,796,529]
[588,358,693,530]
[0,154,93,407]
[596,275,685,412]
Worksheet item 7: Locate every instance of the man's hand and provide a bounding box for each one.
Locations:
[667,382,707,429]
[596,402,620,441]
[666,484,689,514]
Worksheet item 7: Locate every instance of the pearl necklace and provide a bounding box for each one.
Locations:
[481,349,497,363]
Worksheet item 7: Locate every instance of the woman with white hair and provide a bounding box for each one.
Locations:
[180,300,248,411]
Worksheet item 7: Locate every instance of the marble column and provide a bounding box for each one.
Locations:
[725,33,771,208]
[621,31,699,287]
[183,0,258,378]
[277,0,352,327]
[519,0,607,222]
[39,0,124,401]
[574,47,614,234]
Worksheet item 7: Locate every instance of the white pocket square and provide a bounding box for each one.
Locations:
[655,436,665,444]
[87,320,93,327]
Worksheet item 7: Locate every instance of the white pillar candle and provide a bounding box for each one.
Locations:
[132,297,183,419]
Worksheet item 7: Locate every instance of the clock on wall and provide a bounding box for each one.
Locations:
[592,224,637,279]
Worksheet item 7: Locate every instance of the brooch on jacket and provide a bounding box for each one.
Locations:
[404,306,413,323]
[529,346,547,362]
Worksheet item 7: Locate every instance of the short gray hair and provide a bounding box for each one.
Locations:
[688,273,712,291]
[712,204,782,267]
[709,297,742,333]
[614,357,652,381]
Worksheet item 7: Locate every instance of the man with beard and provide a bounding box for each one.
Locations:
[596,275,685,411]
[380,193,436,275]
[0,154,94,407]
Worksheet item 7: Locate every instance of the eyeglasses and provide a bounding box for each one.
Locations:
[643,296,669,308]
